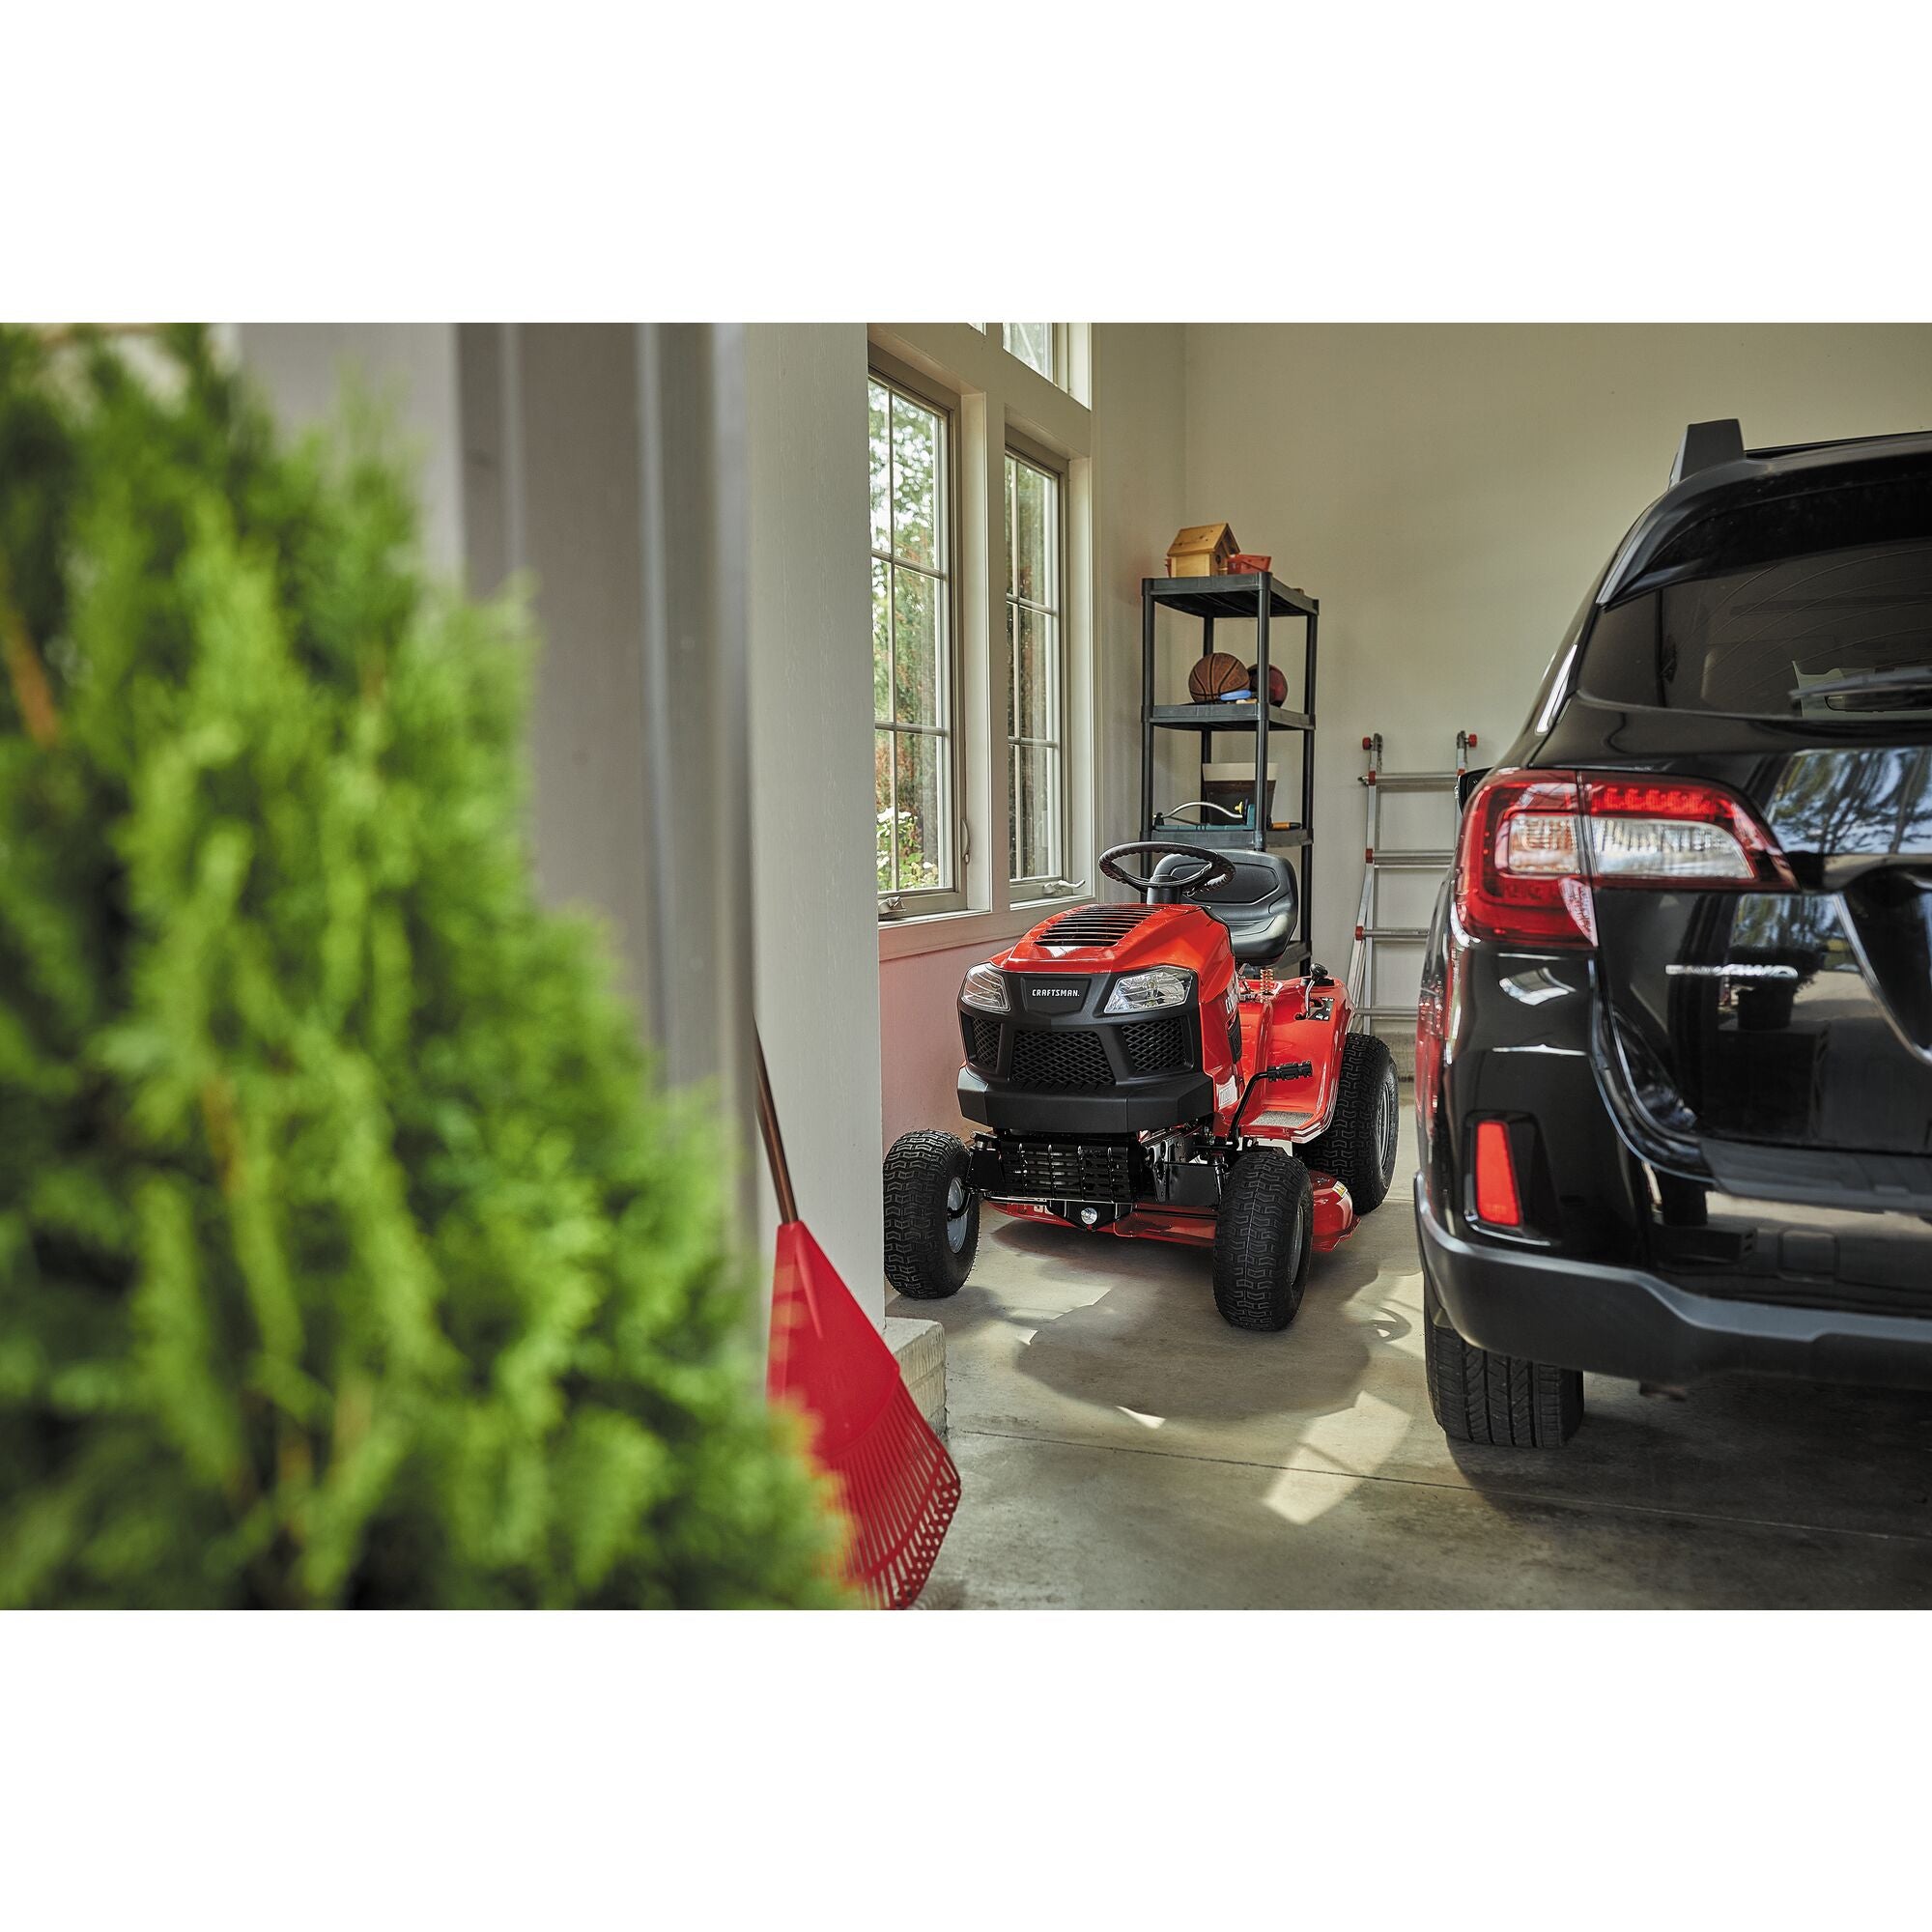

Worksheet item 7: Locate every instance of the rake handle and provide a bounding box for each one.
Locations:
[752,1027,799,1225]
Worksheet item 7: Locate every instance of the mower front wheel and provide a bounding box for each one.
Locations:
[1212,1150,1313,1332]
[883,1130,980,1301]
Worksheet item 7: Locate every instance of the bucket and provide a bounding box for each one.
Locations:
[1202,760,1279,827]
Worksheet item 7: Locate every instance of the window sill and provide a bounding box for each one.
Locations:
[877,898,1093,963]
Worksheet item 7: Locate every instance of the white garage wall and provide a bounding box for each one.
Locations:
[1091,325,1190,857]
[1181,324,1932,979]
[745,325,885,1319]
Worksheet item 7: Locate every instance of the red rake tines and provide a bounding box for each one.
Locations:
[767,1220,960,1608]
[754,1034,960,1610]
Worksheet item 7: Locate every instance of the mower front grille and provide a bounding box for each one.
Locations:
[1009,1026,1114,1089]
[1118,1012,1192,1076]
[1037,904,1160,948]
[964,1012,1003,1070]
[1007,1140,1136,1200]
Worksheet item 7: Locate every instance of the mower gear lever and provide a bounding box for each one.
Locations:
[1232,1060,1315,1134]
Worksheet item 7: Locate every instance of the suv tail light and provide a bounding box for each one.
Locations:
[1454,769,1793,946]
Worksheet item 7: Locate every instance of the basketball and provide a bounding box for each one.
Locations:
[1187,651,1249,702]
[1249,661,1288,706]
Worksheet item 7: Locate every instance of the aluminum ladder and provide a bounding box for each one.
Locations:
[1345,729,1476,1040]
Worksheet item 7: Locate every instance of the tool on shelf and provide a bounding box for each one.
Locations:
[1345,730,1475,1042]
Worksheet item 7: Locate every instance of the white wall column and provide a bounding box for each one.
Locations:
[745,325,885,1321]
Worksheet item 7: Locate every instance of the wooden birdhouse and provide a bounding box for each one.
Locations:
[1166,522,1241,578]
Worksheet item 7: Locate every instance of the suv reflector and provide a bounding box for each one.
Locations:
[1473,1119,1523,1227]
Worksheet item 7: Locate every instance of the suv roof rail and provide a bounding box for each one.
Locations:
[1744,428,1929,461]
[1668,418,1745,486]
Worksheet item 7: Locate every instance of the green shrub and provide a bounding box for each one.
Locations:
[0,326,844,1606]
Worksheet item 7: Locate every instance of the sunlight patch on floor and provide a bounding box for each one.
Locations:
[1263,1389,1410,1524]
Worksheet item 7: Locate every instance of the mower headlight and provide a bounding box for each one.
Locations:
[1104,968,1192,1014]
[960,963,1009,1012]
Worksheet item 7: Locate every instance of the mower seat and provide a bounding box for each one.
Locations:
[1149,849,1299,966]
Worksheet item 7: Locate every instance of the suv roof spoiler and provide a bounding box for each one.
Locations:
[1669,418,1927,487]
[1608,423,1932,607]
[1668,419,1745,486]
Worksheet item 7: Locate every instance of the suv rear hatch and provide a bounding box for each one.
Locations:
[1569,482,1932,1177]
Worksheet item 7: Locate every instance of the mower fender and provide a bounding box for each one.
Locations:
[1237,987,1353,1144]
[1311,1174,1357,1251]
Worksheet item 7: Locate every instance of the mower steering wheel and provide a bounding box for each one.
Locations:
[1097,840,1237,899]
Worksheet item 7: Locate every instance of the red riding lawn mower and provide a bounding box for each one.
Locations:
[883,840,1401,1330]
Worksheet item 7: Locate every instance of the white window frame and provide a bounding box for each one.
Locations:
[868,324,1094,961]
[1005,438,1069,898]
[869,359,966,917]
[995,323,1083,400]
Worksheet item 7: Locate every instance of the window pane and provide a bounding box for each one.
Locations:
[893,566,943,730]
[867,380,892,557]
[1009,602,1056,743]
[894,730,950,892]
[1009,456,1054,608]
[1009,743,1059,881]
[1004,323,1054,381]
[890,392,942,570]
[871,556,893,724]
[870,374,955,905]
[875,728,897,893]
[1004,444,1063,888]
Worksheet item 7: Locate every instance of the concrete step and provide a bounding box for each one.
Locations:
[884,1315,948,1441]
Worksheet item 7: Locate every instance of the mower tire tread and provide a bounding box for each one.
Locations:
[1301,1031,1401,1214]
[883,1130,978,1301]
[1424,1268,1582,1447]
[1212,1150,1313,1332]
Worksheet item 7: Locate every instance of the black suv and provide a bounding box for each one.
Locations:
[1416,419,1932,1447]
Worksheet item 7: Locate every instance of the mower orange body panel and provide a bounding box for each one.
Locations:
[970,900,1358,1249]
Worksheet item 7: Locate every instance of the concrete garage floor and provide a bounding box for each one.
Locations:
[901,1154,1932,1608]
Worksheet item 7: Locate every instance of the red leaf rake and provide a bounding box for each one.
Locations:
[755,1033,959,1607]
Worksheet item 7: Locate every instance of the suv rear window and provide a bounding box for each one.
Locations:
[1582,536,1932,720]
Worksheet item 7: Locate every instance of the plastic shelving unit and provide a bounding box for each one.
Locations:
[1138,571,1319,952]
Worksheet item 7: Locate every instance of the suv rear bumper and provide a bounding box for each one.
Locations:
[1416,1175,1932,1392]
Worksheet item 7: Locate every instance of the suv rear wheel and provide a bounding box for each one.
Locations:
[1212,1150,1313,1331]
[1424,1268,1582,1447]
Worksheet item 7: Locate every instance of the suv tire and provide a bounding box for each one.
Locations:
[1424,1267,1582,1446]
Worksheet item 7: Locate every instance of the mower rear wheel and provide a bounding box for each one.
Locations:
[1300,1032,1401,1213]
[1212,1150,1314,1332]
[883,1131,979,1301]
